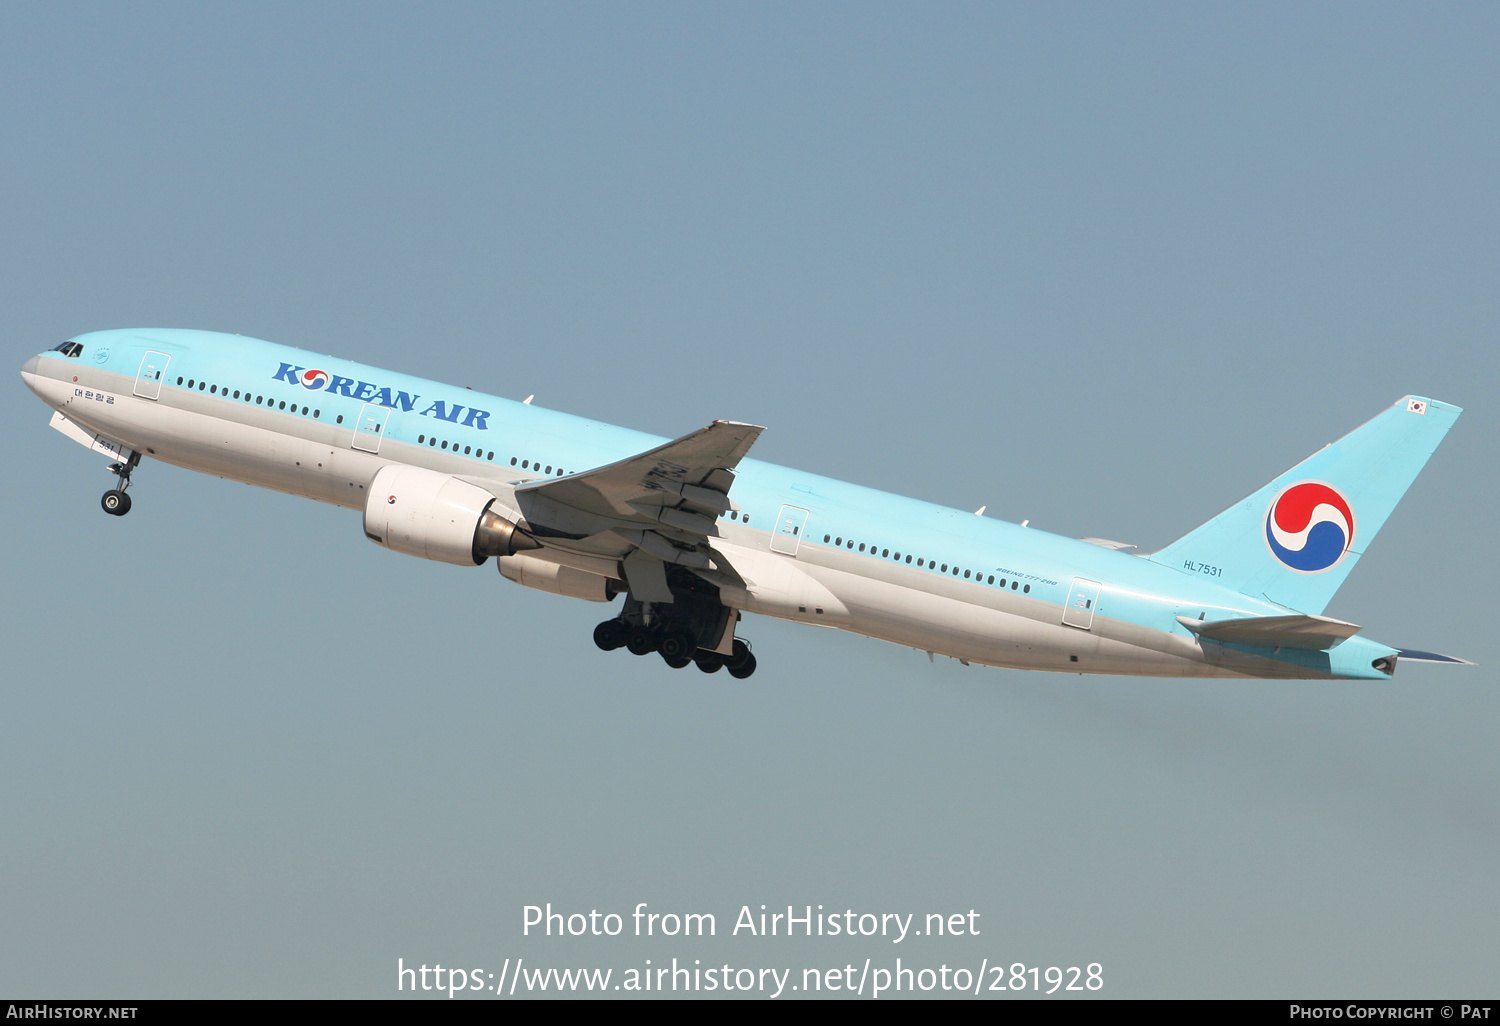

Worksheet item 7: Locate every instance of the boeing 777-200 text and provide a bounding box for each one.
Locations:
[22,329,1470,679]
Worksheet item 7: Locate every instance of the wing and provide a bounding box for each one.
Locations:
[511,420,764,600]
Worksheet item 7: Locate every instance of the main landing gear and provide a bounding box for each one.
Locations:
[595,568,758,677]
[100,454,140,517]
[593,618,759,679]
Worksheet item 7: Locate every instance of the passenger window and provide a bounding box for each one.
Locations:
[337,415,344,424]
[199,382,206,391]
[487,452,494,460]
[545,466,552,474]
[987,575,994,585]
[465,445,472,455]
[188,379,195,387]
[905,555,912,564]
[1011,581,1018,590]
[858,543,865,552]
[882,548,889,557]
[964,570,971,579]
[1024,584,1030,594]
[522,460,529,469]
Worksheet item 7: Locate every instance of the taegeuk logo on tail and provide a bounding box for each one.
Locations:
[1264,481,1355,573]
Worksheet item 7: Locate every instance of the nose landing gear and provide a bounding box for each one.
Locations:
[101,489,132,516]
[100,454,140,517]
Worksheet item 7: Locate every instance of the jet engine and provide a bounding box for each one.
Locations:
[363,464,537,566]
[498,553,620,602]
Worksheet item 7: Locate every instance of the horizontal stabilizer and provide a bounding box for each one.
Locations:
[1396,649,1475,666]
[1177,613,1363,650]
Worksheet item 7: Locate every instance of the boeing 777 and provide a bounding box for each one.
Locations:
[21,329,1470,679]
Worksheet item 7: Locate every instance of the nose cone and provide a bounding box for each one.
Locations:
[20,354,42,395]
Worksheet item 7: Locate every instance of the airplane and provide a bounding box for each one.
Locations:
[21,328,1471,680]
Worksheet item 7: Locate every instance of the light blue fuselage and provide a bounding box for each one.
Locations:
[22,328,1412,679]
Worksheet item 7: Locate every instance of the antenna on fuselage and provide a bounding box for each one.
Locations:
[974,506,986,516]
[522,395,534,405]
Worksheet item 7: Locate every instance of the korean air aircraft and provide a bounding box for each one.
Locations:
[22,329,1470,680]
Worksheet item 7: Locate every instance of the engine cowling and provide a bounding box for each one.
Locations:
[363,464,537,566]
[498,554,620,602]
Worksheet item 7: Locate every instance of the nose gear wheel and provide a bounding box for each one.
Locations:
[100,454,141,516]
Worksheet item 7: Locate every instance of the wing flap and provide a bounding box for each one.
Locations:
[516,420,763,520]
[1178,613,1363,650]
[513,419,765,577]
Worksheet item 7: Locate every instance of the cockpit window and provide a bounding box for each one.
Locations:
[52,342,84,358]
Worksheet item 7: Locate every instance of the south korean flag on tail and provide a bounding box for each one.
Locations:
[1406,399,1428,415]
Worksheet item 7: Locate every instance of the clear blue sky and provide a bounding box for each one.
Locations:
[2,2,1495,997]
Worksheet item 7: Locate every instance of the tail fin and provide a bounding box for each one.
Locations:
[1148,396,1460,614]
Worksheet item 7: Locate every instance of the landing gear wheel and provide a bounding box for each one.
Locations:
[727,652,758,679]
[593,619,627,651]
[694,652,723,674]
[723,639,752,671]
[101,489,131,516]
[660,651,692,670]
[659,629,696,661]
[626,627,660,656]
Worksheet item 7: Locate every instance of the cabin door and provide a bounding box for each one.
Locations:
[1062,578,1101,630]
[352,403,392,454]
[770,505,810,556]
[133,351,170,400]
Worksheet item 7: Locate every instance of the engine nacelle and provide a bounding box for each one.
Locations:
[364,464,537,566]
[498,554,620,603]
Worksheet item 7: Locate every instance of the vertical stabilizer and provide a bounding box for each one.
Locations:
[1147,396,1460,614]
